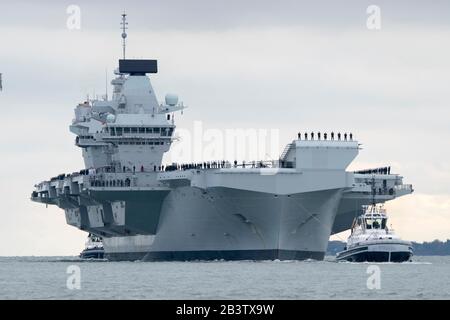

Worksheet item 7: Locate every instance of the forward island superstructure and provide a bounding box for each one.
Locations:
[31,15,413,261]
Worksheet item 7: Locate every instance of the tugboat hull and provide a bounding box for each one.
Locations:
[336,242,413,262]
[80,248,105,259]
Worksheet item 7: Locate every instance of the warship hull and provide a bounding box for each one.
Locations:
[100,187,342,261]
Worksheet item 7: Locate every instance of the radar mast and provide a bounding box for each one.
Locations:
[120,13,128,59]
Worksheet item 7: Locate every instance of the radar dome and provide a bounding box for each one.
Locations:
[165,93,178,106]
[106,114,116,123]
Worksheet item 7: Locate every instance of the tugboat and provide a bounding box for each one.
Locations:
[80,234,105,259]
[336,205,413,262]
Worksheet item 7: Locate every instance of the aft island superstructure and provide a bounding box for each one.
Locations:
[31,15,413,261]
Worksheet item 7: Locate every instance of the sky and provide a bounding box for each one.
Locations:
[0,0,449,255]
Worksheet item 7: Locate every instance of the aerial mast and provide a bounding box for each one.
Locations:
[120,13,128,59]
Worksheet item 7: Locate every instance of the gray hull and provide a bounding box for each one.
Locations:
[102,187,342,261]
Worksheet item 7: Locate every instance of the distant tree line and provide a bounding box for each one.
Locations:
[411,240,450,256]
[327,240,450,256]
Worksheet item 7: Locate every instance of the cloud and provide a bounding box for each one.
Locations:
[385,194,450,242]
[2,1,450,31]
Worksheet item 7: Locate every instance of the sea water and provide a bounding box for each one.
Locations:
[0,256,449,299]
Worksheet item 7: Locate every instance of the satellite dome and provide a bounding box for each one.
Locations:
[165,93,178,106]
[106,114,116,123]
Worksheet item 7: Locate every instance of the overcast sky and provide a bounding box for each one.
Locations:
[0,0,449,255]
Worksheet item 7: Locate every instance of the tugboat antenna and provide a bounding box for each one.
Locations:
[371,175,376,207]
[120,13,128,59]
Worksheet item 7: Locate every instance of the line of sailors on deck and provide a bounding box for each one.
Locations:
[50,173,68,181]
[165,160,268,171]
[90,178,131,188]
[354,166,391,175]
[71,160,270,181]
[118,162,232,172]
[297,132,353,141]
[89,161,268,187]
[84,160,265,177]
[166,161,228,171]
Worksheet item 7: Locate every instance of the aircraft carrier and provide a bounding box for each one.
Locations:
[31,14,413,261]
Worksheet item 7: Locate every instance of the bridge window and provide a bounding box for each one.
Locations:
[146,127,152,134]
[131,127,137,134]
[366,217,384,229]
[124,127,130,133]
[110,127,116,136]
[168,128,174,136]
[161,128,167,136]
[154,127,160,134]
[116,127,122,136]
[139,127,145,133]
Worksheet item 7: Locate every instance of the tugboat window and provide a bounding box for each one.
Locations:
[372,220,380,229]
[367,217,383,229]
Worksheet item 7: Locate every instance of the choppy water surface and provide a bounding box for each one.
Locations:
[0,256,448,299]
